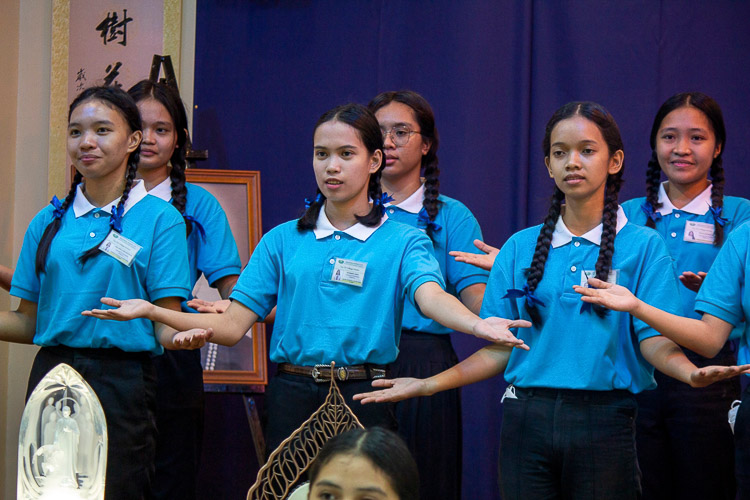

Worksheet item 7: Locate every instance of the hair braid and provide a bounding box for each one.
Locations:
[593,172,623,317]
[644,151,662,229]
[422,159,441,239]
[524,187,565,324]
[297,190,327,231]
[169,164,192,236]
[35,171,83,276]
[710,156,725,245]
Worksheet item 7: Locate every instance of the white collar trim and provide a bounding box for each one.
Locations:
[656,181,712,216]
[551,205,628,248]
[313,205,387,241]
[148,177,172,201]
[386,184,424,214]
[73,180,148,218]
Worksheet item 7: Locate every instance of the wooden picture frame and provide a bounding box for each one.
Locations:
[184,169,267,386]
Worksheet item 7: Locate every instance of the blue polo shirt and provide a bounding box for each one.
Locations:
[149,179,241,290]
[695,221,750,367]
[481,207,682,393]
[11,181,190,354]
[622,182,750,321]
[384,185,489,333]
[230,209,445,366]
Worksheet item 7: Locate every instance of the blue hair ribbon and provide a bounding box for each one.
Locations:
[184,215,207,241]
[709,205,728,227]
[640,202,662,222]
[50,195,65,220]
[417,207,442,232]
[502,284,546,308]
[305,193,324,210]
[109,203,125,233]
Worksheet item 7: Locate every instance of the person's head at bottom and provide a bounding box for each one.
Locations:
[308,427,418,500]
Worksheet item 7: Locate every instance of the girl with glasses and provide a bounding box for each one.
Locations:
[368,90,488,500]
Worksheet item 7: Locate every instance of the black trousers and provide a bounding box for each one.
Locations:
[390,330,462,500]
[150,349,205,500]
[27,345,157,500]
[736,382,750,499]
[263,370,397,456]
[635,344,739,500]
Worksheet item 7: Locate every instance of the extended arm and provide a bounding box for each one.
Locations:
[0,298,37,344]
[83,297,260,346]
[459,282,486,315]
[354,344,511,404]
[449,239,499,272]
[575,278,734,357]
[414,281,529,348]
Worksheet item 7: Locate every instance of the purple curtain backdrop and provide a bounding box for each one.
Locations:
[192,2,750,498]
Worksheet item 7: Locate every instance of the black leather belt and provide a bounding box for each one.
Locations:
[278,363,386,383]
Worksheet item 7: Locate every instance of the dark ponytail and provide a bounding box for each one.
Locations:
[368,91,442,239]
[127,80,195,237]
[647,92,726,244]
[298,103,385,231]
[526,102,625,323]
[35,86,142,273]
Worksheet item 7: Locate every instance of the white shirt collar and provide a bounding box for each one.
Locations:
[312,205,387,241]
[551,205,628,248]
[72,179,149,218]
[656,181,712,216]
[148,177,172,202]
[386,184,424,214]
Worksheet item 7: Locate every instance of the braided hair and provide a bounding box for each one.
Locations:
[298,103,385,231]
[645,92,726,245]
[127,80,194,236]
[35,86,142,273]
[525,102,625,323]
[368,91,441,239]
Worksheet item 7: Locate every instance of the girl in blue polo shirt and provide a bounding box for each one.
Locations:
[1,86,192,499]
[83,102,529,454]
[368,90,488,499]
[355,101,746,500]
[621,92,750,500]
[127,80,242,500]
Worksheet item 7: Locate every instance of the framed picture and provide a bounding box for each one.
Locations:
[184,169,267,386]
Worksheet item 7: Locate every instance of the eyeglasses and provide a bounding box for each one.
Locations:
[381,125,422,147]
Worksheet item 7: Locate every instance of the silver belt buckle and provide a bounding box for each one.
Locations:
[371,368,385,379]
[312,364,330,383]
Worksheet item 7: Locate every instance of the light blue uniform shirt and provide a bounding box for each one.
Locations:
[230,209,445,366]
[481,207,682,393]
[695,221,750,367]
[622,182,750,325]
[384,185,489,333]
[149,179,241,291]
[11,181,191,354]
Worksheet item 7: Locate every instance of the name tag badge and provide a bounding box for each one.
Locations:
[330,257,367,287]
[684,220,715,245]
[580,269,619,287]
[99,230,142,267]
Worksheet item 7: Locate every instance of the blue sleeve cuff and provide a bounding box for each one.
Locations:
[205,266,242,287]
[453,273,489,294]
[229,289,272,319]
[9,286,39,303]
[695,300,742,328]
[149,286,190,302]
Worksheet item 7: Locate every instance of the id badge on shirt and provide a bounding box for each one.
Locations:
[99,230,142,267]
[684,220,715,245]
[330,257,367,287]
[580,269,619,287]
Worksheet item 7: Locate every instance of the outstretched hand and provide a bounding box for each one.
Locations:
[679,271,707,293]
[353,377,429,404]
[81,297,153,321]
[171,328,213,350]
[689,364,750,388]
[449,239,499,272]
[573,278,639,313]
[186,298,231,314]
[473,317,531,350]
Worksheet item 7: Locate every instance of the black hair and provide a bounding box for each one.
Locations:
[644,92,726,245]
[35,86,142,275]
[368,90,441,239]
[526,102,625,323]
[297,103,385,231]
[127,80,195,237]
[308,427,419,500]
